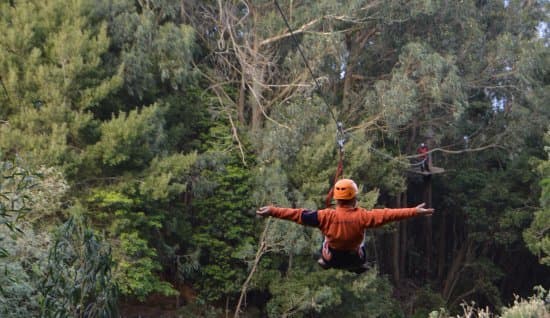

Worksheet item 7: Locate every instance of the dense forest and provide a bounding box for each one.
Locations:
[0,0,549,317]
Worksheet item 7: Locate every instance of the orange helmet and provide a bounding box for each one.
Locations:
[333,179,358,200]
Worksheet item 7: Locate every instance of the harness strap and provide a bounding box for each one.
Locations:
[321,237,366,265]
[325,149,344,208]
[325,122,346,208]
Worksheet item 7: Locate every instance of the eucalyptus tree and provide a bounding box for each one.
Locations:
[0,0,547,315]
[210,0,550,315]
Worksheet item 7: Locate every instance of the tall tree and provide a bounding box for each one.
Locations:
[0,0,122,171]
[524,129,550,266]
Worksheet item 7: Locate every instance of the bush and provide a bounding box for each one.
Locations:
[429,286,549,318]
[501,287,549,318]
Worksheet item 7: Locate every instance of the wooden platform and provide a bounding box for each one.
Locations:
[407,166,445,175]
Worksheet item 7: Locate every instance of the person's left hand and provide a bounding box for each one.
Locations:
[256,206,272,217]
[415,203,434,216]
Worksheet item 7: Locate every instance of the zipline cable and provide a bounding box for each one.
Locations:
[273,0,347,208]
[274,0,407,169]
[274,0,494,173]
[273,0,340,127]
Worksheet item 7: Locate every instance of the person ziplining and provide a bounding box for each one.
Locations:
[258,1,439,274]
[256,179,435,273]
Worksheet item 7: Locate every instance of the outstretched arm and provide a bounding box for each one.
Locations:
[363,202,435,227]
[415,203,434,216]
[256,206,304,224]
[256,206,320,226]
[256,206,272,217]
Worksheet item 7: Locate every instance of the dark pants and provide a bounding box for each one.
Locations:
[420,158,430,172]
[320,243,368,274]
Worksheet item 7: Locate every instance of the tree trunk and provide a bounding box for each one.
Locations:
[234,220,271,318]
[399,192,408,279]
[342,34,354,111]
[249,65,265,132]
[391,229,400,284]
[442,240,471,301]
[238,72,246,123]
[180,0,185,22]
[391,195,401,284]
[423,176,433,279]
[407,117,418,155]
[437,208,447,281]
[249,5,268,132]
[342,29,377,113]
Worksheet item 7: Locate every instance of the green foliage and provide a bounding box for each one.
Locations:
[367,41,466,140]
[140,152,197,202]
[291,124,346,201]
[190,150,256,302]
[0,0,122,168]
[262,99,405,207]
[90,104,165,169]
[500,287,549,318]
[40,214,118,318]
[24,166,69,227]
[92,0,197,100]
[445,157,539,246]
[250,161,292,208]
[0,156,39,256]
[439,149,542,309]
[88,189,177,300]
[345,133,407,197]
[158,90,212,153]
[258,97,329,166]
[410,286,447,318]
[290,123,405,202]
[266,273,342,317]
[175,303,224,318]
[0,223,50,318]
[115,230,177,299]
[0,0,547,316]
[524,206,550,266]
[524,130,550,265]
[263,268,399,318]
[430,287,549,318]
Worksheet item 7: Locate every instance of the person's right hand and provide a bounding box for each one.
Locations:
[415,203,434,216]
[256,206,271,217]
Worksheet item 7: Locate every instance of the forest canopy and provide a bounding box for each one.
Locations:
[0,0,548,317]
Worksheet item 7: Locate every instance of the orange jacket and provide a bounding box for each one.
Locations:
[269,206,418,251]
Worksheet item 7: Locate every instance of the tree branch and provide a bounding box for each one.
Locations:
[450,287,478,309]
[403,143,505,159]
[245,81,291,130]
[227,109,248,167]
[234,218,272,318]
[0,75,11,104]
[259,18,320,47]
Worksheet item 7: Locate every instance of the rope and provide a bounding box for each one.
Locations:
[369,143,428,168]
[409,157,428,167]
[325,150,344,208]
[344,132,429,168]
